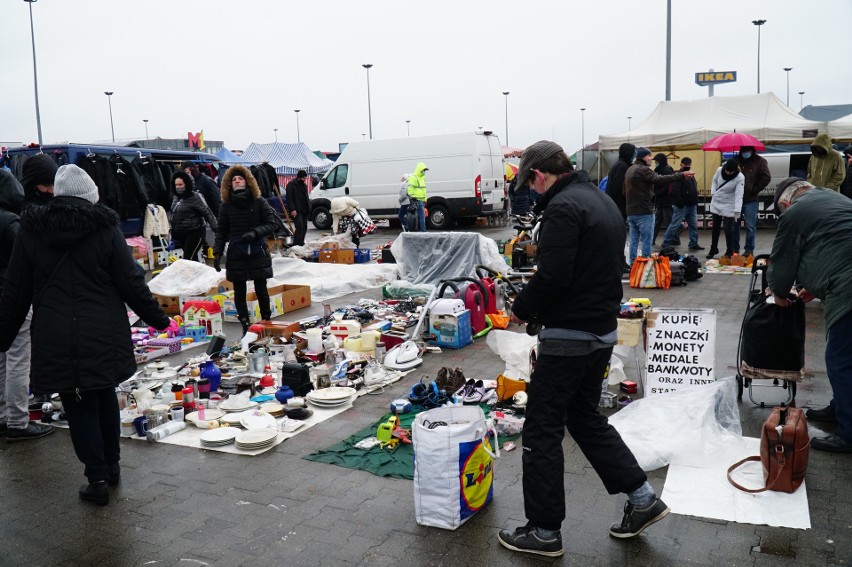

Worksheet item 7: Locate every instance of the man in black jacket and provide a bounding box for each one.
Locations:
[497,141,669,559]
[662,157,703,250]
[184,163,221,216]
[605,142,635,272]
[285,170,311,246]
[652,153,675,245]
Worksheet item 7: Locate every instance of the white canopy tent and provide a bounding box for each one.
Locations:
[598,93,826,150]
[827,115,852,141]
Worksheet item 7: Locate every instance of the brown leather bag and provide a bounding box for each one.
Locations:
[727,406,809,493]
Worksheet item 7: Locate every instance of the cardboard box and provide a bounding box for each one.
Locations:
[279,284,312,314]
[223,293,283,323]
[253,320,301,339]
[429,310,473,350]
[158,281,234,316]
[153,294,181,315]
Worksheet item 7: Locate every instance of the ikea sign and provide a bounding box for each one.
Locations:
[695,71,737,86]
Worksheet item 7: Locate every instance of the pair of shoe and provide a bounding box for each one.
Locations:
[811,435,852,453]
[688,245,705,251]
[79,481,109,506]
[435,367,466,398]
[806,404,837,423]
[455,379,496,404]
[6,421,54,443]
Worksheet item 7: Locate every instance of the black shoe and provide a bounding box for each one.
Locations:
[810,435,852,453]
[705,249,719,259]
[806,405,837,423]
[609,498,671,538]
[0,422,6,435]
[107,462,121,487]
[6,421,54,443]
[238,316,251,334]
[689,245,705,251]
[79,482,109,506]
[497,524,563,557]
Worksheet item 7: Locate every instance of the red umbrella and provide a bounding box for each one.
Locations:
[702,132,765,152]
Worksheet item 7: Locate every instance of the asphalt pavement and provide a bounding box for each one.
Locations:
[0,223,848,567]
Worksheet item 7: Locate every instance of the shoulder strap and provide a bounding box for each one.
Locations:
[726,454,786,493]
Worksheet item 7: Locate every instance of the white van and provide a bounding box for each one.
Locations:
[310,131,507,230]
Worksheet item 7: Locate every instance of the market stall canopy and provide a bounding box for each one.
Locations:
[214,147,246,164]
[827,114,852,141]
[598,93,826,150]
[241,142,334,175]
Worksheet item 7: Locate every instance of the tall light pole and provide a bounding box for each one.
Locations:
[580,108,586,170]
[752,19,767,94]
[502,91,510,146]
[24,0,43,145]
[294,110,301,143]
[783,67,792,107]
[406,120,411,136]
[273,128,278,143]
[627,116,632,130]
[104,91,115,143]
[362,64,373,140]
[665,0,671,101]
[143,119,149,141]
[798,91,805,111]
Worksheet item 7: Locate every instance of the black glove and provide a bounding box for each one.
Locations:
[213,256,221,272]
[241,231,256,242]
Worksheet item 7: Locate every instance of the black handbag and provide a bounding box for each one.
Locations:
[280,363,313,396]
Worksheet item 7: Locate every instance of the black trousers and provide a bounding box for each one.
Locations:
[59,388,120,483]
[653,205,673,244]
[709,214,738,256]
[232,278,271,321]
[292,214,308,246]
[522,348,647,530]
[175,228,206,262]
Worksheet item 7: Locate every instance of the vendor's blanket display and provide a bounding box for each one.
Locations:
[269,257,397,303]
[412,405,497,530]
[391,232,507,285]
[147,259,225,297]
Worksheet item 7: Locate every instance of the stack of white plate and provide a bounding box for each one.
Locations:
[235,428,278,450]
[219,413,245,427]
[239,410,277,430]
[306,387,356,409]
[200,427,240,447]
[219,397,258,413]
[258,402,286,417]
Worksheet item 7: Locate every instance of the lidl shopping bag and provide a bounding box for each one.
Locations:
[629,255,671,289]
[413,405,498,530]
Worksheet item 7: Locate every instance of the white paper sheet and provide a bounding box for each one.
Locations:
[662,436,811,529]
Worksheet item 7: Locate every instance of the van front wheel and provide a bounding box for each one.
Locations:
[426,204,450,230]
[311,206,332,230]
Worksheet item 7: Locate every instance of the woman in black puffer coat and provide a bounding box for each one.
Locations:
[170,171,218,262]
[213,165,277,333]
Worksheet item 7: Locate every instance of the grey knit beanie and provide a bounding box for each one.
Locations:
[54,165,99,204]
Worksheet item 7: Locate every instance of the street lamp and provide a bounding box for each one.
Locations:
[273,128,278,143]
[104,91,115,143]
[783,67,792,107]
[362,64,373,140]
[294,110,301,143]
[580,108,586,170]
[143,119,149,141]
[628,116,632,130]
[406,120,411,136]
[798,91,805,111]
[502,91,510,146]
[752,19,767,94]
[24,0,43,145]
[362,133,366,140]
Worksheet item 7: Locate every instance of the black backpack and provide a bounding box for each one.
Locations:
[682,254,703,281]
[659,246,680,262]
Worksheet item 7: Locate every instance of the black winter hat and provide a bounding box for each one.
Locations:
[635,148,652,160]
[653,153,667,164]
[171,170,194,193]
[296,169,307,178]
[20,154,59,192]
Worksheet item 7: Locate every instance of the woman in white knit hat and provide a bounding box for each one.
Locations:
[0,165,170,506]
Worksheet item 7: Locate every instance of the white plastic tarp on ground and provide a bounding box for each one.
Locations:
[268,257,398,303]
[598,93,826,150]
[147,259,226,297]
[391,232,507,285]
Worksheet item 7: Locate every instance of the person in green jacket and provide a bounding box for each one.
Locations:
[767,178,852,453]
[806,133,846,191]
[406,162,428,231]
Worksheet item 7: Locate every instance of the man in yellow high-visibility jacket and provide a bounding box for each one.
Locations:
[406,162,428,231]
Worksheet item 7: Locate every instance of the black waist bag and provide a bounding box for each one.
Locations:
[281,363,313,396]
[741,295,805,374]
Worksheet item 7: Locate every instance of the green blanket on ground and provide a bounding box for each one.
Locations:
[303,405,516,480]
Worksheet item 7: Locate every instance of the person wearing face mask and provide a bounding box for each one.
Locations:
[169,171,218,262]
[652,154,675,245]
[735,146,771,258]
[706,159,745,260]
[662,157,703,251]
[806,134,845,191]
[213,165,277,334]
[19,153,58,207]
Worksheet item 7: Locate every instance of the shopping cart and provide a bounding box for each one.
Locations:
[735,254,805,407]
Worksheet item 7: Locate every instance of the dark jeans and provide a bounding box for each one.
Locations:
[654,205,673,244]
[522,348,647,530]
[398,205,409,231]
[710,214,738,255]
[292,213,308,246]
[175,228,206,262]
[59,388,120,483]
[232,279,271,321]
[826,310,852,442]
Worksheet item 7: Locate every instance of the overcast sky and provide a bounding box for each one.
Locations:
[2,0,851,154]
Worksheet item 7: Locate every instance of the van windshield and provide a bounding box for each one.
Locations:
[324,165,349,189]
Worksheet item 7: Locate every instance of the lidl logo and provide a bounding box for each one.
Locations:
[459,439,494,517]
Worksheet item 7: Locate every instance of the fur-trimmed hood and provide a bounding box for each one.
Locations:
[20,196,120,250]
[220,165,261,202]
[171,170,195,195]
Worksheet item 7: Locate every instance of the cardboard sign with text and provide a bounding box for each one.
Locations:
[645,308,716,396]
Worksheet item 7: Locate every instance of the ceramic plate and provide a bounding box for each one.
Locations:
[219,413,245,427]
[200,427,240,444]
[219,398,257,412]
[306,397,352,409]
[258,403,285,415]
[235,428,277,445]
[307,387,356,402]
[239,410,277,430]
[184,409,226,423]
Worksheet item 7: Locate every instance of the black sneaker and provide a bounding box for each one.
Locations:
[6,422,54,443]
[688,245,705,251]
[79,482,109,506]
[806,405,837,423]
[107,462,121,487]
[705,249,719,260]
[497,524,563,557]
[609,498,671,538]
